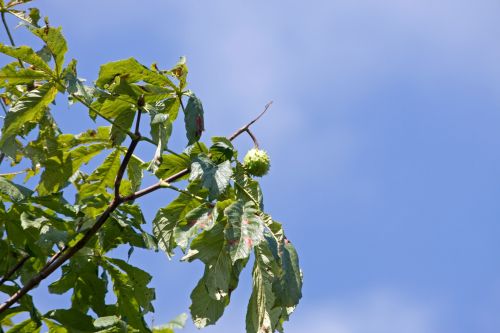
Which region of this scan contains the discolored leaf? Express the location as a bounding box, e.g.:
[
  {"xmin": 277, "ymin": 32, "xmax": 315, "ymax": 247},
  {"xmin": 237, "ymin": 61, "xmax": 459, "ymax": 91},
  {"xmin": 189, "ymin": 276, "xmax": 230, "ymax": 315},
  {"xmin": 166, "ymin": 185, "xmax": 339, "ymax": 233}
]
[
  {"xmin": 174, "ymin": 204, "xmax": 216, "ymax": 251},
  {"xmin": 184, "ymin": 95, "xmax": 204, "ymax": 145},
  {"xmin": 224, "ymin": 200, "xmax": 264, "ymax": 263}
]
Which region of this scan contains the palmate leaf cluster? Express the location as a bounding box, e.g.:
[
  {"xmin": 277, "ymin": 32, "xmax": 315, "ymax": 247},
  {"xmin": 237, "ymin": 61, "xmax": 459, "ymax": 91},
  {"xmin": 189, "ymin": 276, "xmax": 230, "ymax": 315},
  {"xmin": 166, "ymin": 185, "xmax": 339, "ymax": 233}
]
[{"xmin": 0, "ymin": 1, "xmax": 302, "ymax": 332}]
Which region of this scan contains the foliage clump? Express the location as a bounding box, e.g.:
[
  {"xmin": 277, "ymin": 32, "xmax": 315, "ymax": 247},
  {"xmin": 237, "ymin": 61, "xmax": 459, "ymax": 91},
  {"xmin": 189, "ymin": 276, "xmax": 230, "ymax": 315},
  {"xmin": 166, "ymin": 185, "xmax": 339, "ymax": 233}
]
[{"xmin": 0, "ymin": 1, "xmax": 302, "ymax": 332}]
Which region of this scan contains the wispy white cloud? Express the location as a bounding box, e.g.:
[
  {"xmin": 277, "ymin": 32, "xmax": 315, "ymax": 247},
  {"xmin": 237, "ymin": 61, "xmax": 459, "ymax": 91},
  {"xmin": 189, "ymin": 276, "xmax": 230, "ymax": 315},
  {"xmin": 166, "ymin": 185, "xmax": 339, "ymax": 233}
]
[{"xmin": 285, "ymin": 289, "xmax": 441, "ymax": 333}]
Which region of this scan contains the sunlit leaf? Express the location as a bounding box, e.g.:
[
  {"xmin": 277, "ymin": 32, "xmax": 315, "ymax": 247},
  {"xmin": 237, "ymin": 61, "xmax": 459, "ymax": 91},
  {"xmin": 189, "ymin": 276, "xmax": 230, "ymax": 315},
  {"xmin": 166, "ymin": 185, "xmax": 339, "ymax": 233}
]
[
  {"xmin": 31, "ymin": 26, "xmax": 67, "ymax": 74},
  {"xmin": 96, "ymin": 58, "xmax": 175, "ymax": 89},
  {"xmin": 0, "ymin": 82, "xmax": 58, "ymax": 147},
  {"xmin": 0, "ymin": 44, "xmax": 53, "ymax": 75}
]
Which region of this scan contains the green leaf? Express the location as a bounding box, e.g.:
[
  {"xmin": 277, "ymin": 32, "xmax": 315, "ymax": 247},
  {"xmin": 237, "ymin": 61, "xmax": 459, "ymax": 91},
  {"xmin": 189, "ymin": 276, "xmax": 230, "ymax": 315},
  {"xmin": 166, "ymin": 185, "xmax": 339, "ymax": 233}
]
[
  {"xmin": 224, "ymin": 200, "xmax": 264, "ymax": 263},
  {"xmin": 78, "ymin": 149, "xmax": 122, "ymax": 199},
  {"xmin": 276, "ymin": 241, "xmax": 303, "ymax": 307},
  {"xmin": 245, "ymin": 242, "xmax": 281, "ymax": 333},
  {"xmin": 48, "ymin": 258, "xmax": 107, "ymax": 316},
  {"xmin": 6, "ymin": 0, "xmax": 34, "ymax": 9},
  {"xmin": 154, "ymin": 153, "xmax": 190, "ymax": 180},
  {"xmin": 127, "ymin": 154, "xmax": 144, "ymax": 192},
  {"xmin": 0, "ymin": 44, "xmax": 53, "ymax": 76},
  {"xmin": 0, "ymin": 62, "xmax": 48, "ymax": 87},
  {"xmin": 110, "ymin": 108, "xmax": 135, "ymax": 146},
  {"xmin": 44, "ymin": 319, "xmax": 69, "ymax": 333},
  {"xmin": 182, "ymin": 222, "xmax": 231, "ymax": 300},
  {"xmin": 44, "ymin": 309, "xmax": 95, "ymax": 332},
  {"xmin": 145, "ymin": 98, "xmax": 180, "ymax": 167},
  {"xmin": 0, "ymin": 176, "xmax": 33, "ymax": 202},
  {"xmin": 5, "ymin": 318, "xmax": 41, "ymax": 333},
  {"xmin": 233, "ymin": 163, "xmax": 264, "ymax": 209},
  {"xmin": 91, "ymin": 95, "xmax": 136, "ymax": 120},
  {"xmin": 0, "ymin": 82, "xmax": 58, "ymax": 147},
  {"xmin": 37, "ymin": 143, "xmax": 107, "ymax": 195},
  {"xmin": 184, "ymin": 95, "xmax": 204, "ymax": 145},
  {"xmin": 153, "ymin": 190, "xmax": 202, "ymax": 258},
  {"xmin": 93, "ymin": 316, "xmax": 121, "ymax": 329},
  {"xmin": 64, "ymin": 59, "xmax": 94, "ymax": 105},
  {"xmin": 106, "ymin": 258, "xmax": 155, "ymax": 314},
  {"xmin": 189, "ymin": 278, "xmax": 226, "ymax": 328},
  {"xmin": 245, "ymin": 233, "xmax": 303, "ymax": 333},
  {"xmin": 96, "ymin": 58, "xmax": 175, "ymax": 89},
  {"xmin": 209, "ymin": 136, "xmax": 235, "ymax": 163},
  {"xmin": 31, "ymin": 26, "xmax": 68, "ymax": 74},
  {"xmin": 187, "ymin": 222, "xmax": 248, "ymax": 328},
  {"xmin": 29, "ymin": 192, "xmax": 77, "ymax": 218},
  {"xmin": 189, "ymin": 156, "xmax": 232, "ymax": 201},
  {"xmin": 102, "ymin": 259, "xmax": 153, "ymax": 331}
]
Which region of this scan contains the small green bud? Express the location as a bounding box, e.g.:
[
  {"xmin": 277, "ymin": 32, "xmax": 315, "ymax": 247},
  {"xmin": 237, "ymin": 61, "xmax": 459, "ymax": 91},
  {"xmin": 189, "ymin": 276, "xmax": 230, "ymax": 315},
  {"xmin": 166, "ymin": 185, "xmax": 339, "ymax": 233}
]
[{"xmin": 243, "ymin": 148, "xmax": 271, "ymax": 177}]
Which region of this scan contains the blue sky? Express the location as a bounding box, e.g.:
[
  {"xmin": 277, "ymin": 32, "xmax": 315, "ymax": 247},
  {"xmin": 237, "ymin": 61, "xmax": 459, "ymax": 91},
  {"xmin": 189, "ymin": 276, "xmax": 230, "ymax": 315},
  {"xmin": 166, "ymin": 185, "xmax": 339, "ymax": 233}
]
[{"xmin": 2, "ymin": 0, "xmax": 500, "ymax": 332}]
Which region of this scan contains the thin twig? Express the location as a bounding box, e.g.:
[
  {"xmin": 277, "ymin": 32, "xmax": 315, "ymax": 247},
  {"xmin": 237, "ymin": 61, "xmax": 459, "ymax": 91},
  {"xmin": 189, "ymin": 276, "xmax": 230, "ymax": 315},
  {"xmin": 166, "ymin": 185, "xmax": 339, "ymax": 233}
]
[
  {"xmin": 1, "ymin": 11, "xmax": 15, "ymax": 47},
  {"xmin": 0, "ymin": 255, "xmax": 29, "ymax": 287},
  {"xmin": 1, "ymin": 11, "xmax": 24, "ymax": 68},
  {"xmin": 0, "ymin": 99, "xmax": 7, "ymax": 115},
  {"xmin": 228, "ymin": 101, "xmax": 272, "ymax": 141},
  {"xmin": 178, "ymin": 93, "xmax": 186, "ymax": 113},
  {"xmin": 245, "ymin": 129, "xmax": 259, "ymax": 148}
]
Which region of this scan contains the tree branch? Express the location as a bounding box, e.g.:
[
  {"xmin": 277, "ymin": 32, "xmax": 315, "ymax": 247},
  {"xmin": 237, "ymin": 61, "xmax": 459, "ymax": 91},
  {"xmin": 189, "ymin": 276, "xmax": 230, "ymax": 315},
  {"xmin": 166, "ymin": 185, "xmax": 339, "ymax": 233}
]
[
  {"xmin": 228, "ymin": 101, "xmax": 272, "ymax": 141},
  {"xmin": 0, "ymin": 11, "xmax": 15, "ymax": 47},
  {"xmin": 114, "ymin": 108, "xmax": 142, "ymax": 198},
  {"xmin": 1, "ymin": 10, "xmax": 24, "ymax": 68},
  {"xmin": 0, "ymin": 102, "xmax": 272, "ymax": 314},
  {"xmin": 245, "ymin": 128, "xmax": 259, "ymax": 148},
  {"xmin": 0, "ymin": 255, "xmax": 29, "ymax": 287}
]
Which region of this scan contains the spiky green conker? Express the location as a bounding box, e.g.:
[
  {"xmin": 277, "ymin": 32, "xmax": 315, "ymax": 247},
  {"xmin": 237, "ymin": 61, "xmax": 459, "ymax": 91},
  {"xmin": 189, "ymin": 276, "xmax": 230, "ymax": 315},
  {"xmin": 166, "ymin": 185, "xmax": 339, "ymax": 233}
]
[{"xmin": 243, "ymin": 148, "xmax": 271, "ymax": 177}]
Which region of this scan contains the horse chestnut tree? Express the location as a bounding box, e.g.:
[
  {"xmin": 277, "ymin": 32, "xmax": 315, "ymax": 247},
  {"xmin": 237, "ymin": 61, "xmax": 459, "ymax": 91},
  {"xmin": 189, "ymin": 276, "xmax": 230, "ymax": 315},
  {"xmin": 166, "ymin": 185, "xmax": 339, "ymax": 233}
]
[{"xmin": 0, "ymin": 1, "xmax": 302, "ymax": 332}]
